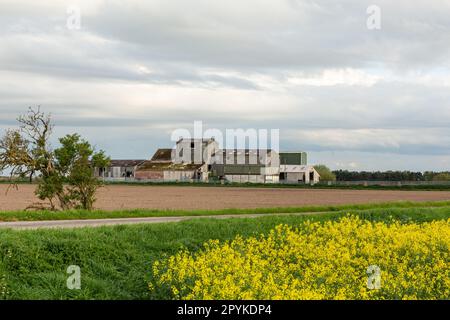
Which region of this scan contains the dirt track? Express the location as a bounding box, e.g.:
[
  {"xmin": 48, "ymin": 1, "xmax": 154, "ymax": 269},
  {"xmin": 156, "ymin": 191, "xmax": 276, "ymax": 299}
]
[
  {"xmin": 0, "ymin": 184, "xmax": 449, "ymax": 211},
  {"xmin": 0, "ymin": 212, "xmax": 321, "ymax": 230}
]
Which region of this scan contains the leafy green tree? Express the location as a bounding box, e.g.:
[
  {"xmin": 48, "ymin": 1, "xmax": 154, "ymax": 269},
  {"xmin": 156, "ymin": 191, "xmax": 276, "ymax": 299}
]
[
  {"xmin": 55, "ymin": 134, "xmax": 110, "ymax": 210},
  {"xmin": 0, "ymin": 107, "xmax": 110, "ymax": 210},
  {"xmin": 432, "ymin": 173, "xmax": 450, "ymax": 181},
  {"xmin": 314, "ymin": 164, "xmax": 336, "ymax": 181}
]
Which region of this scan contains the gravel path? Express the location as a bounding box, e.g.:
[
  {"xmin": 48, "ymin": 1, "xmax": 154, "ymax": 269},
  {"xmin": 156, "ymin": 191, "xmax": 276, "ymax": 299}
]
[{"xmin": 0, "ymin": 212, "xmax": 316, "ymax": 230}]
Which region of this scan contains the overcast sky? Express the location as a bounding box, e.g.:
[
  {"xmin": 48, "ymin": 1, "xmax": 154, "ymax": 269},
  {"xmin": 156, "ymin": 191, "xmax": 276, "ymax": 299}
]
[{"xmin": 0, "ymin": 0, "xmax": 449, "ymax": 171}]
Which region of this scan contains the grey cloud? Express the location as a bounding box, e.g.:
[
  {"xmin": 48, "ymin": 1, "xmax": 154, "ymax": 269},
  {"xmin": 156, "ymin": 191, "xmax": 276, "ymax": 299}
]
[
  {"xmin": 83, "ymin": 0, "xmax": 450, "ymax": 70},
  {"xmin": 0, "ymin": 0, "xmax": 449, "ymax": 170}
]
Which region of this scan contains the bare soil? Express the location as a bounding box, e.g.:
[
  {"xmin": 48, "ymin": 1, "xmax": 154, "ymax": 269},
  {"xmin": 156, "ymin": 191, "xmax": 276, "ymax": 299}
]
[{"xmin": 0, "ymin": 184, "xmax": 449, "ymax": 211}]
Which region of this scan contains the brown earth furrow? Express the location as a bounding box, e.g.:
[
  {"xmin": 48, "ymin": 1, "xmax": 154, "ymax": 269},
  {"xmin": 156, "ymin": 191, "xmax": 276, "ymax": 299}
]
[{"xmin": 0, "ymin": 184, "xmax": 448, "ymax": 211}]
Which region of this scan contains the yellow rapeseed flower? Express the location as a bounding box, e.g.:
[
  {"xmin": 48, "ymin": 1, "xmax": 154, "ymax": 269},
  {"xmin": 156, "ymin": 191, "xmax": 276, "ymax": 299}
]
[{"xmin": 151, "ymin": 216, "xmax": 450, "ymax": 300}]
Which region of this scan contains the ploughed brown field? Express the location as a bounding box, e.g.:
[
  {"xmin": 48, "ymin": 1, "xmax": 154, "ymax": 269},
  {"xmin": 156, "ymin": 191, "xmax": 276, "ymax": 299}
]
[{"xmin": 0, "ymin": 184, "xmax": 449, "ymax": 211}]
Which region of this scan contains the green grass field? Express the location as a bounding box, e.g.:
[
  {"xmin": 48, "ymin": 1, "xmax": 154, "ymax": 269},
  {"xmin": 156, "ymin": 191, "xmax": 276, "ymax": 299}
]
[
  {"xmin": 1, "ymin": 200, "xmax": 449, "ymax": 222},
  {"xmin": 0, "ymin": 205, "xmax": 449, "ymax": 300}
]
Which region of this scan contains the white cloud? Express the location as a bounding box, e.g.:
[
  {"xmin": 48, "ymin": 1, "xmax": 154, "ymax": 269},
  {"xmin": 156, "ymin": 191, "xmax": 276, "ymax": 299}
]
[{"xmin": 286, "ymin": 69, "xmax": 381, "ymax": 87}]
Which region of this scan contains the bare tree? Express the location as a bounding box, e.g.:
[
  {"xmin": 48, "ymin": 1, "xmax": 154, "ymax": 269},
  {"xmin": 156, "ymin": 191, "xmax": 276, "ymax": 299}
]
[{"xmin": 0, "ymin": 107, "xmax": 110, "ymax": 211}]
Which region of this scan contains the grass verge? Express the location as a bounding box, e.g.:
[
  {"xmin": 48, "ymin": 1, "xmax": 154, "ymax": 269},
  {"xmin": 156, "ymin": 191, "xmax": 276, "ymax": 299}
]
[
  {"xmin": 0, "ymin": 200, "xmax": 449, "ymax": 222},
  {"xmin": 79, "ymin": 181, "xmax": 450, "ymax": 191},
  {"xmin": 0, "ymin": 205, "xmax": 449, "ymax": 299},
  {"xmin": 2, "ymin": 179, "xmax": 450, "ymax": 190}
]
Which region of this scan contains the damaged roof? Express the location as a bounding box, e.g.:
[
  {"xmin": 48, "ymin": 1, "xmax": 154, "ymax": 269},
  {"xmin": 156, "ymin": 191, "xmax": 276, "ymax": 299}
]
[
  {"xmin": 213, "ymin": 149, "xmax": 273, "ymax": 156},
  {"xmin": 150, "ymin": 148, "xmax": 174, "ymax": 162},
  {"xmin": 137, "ymin": 161, "xmax": 203, "ymax": 171},
  {"xmin": 109, "ymin": 160, "xmax": 146, "ymax": 167}
]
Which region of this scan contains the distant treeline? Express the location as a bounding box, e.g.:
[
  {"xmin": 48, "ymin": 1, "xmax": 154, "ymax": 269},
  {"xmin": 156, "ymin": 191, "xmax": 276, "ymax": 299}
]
[{"xmin": 333, "ymin": 170, "xmax": 450, "ymax": 182}]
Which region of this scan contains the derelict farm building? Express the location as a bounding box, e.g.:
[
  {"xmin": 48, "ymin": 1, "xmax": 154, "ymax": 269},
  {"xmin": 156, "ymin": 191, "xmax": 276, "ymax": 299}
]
[
  {"xmin": 210, "ymin": 149, "xmax": 280, "ymax": 183},
  {"xmin": 279, "ymin": 152, "xmax": 320, "ymax": 184},
  {"xmin": 134, "ymin": 144, "xmax": 209, "ymax": 181},
  {"xmin": 95, "ymin": 159, "xmax": 145, "ymax": 179},
  {"xmin": 96, "ymin": 138, "xmax": 320, "ymax": 184}
]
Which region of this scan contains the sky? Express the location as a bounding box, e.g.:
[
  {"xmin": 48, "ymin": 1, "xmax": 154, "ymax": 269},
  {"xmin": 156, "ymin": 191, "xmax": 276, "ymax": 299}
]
[{"xmin": 0, "ymin": 0, "xmax": 449, "ymax": 171}]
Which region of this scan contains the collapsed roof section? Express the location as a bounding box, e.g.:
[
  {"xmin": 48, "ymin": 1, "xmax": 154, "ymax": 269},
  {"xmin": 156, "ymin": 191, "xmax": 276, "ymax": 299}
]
[
  {"xmin": 150, "ymin": 149, "xmax": 174, "ymax": 162},
  {"xmin": 137, "ymin": 161, "xmax": 203, "ymax": 171}
]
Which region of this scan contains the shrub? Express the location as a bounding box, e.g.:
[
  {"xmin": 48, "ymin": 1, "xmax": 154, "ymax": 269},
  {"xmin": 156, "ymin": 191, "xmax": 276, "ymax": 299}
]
[
  {"xmin": 433, "ymin": 173, "xmax": 450, "ymax": 182},
  {"xmin": 314, "ymin": 165, "xmax": 336, "ymax": 181}
]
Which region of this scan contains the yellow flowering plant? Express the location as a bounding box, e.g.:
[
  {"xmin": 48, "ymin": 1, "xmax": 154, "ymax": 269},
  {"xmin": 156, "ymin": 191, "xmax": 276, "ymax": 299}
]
[{"xmin": 150, "ymin": 216, "xmax": 449, "ymax": 300}]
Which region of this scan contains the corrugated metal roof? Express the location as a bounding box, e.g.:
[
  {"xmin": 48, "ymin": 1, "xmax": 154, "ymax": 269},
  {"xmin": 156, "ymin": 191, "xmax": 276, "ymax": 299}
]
[
  {"xmin": 213, "ymin": 149, "xmax": 273, "ymax": 156},
  {"xmin": 211, "ymin": 164, "xmax": 264, "ymax": 175},
  {"xmin": 212, "ymin": 149, "xmax": 273, "ymax": 165},
  {"xmin": 109, "ymin": 160, "xmax": 146, "ymax": 167}
]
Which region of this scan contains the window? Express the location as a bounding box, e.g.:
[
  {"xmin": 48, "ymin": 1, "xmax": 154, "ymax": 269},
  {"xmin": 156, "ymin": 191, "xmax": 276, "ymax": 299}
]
[{"xmin": 191, "ymin": 142, "xmax": 195, "ymax": 148}]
